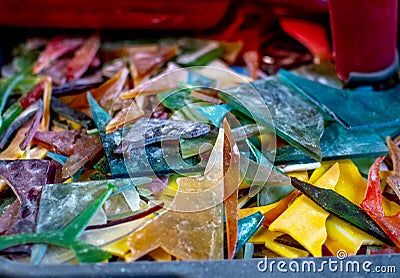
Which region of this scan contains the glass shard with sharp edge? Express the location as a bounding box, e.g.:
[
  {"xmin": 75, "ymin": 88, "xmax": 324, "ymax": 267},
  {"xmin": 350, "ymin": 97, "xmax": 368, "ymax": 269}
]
[
  {"xmin": 274, "ymin": 123, "xmax": 398, "ymax": 164},
  {"xmin": 279, "ymin": 69, "xmax": 400, "ymax": 129},
  {"xmin": 127, "ymin": 128, "xmax": 231, "ymax": 260},
  {"xmin": 219, "ymin": 76, "xmax": 324, "ymax": 161}
]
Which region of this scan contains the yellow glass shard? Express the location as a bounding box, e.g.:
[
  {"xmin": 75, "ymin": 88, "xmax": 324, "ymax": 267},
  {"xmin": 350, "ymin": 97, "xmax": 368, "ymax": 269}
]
[{"xmin": 325, "ymin": 215, "xmax": 382, "ymax": 256}]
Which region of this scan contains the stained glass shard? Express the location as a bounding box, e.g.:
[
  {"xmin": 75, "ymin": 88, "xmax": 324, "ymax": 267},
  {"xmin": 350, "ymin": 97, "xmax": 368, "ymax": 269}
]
[
  {"xmin": 219, "ymin": 77, "xmax": 324, "ymax": 161},
  {"xmin": 279, "ymin": 69, "xmax": 400, "ymax": 129}
]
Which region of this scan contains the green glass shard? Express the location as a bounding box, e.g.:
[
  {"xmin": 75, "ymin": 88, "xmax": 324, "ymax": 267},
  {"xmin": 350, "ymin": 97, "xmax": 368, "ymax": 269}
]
[
  {"xmin": 279, "ymin": 69, "xmax": 400, "ymax": 130},
  {"xmin": 0, "ymin": 184, "xmax": 116, "ymax": 263},
  {"xmin": 219, "ymin": 77, "xmax": 324, "ymax": 161},
  {"xmin": 274, "ymin": 123, "xmax": 399, "ymax": 164}
]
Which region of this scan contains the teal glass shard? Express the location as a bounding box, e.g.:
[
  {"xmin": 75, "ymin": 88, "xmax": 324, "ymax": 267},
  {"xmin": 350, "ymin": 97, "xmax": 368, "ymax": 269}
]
[
  {"xmin": 157, "ymin": 89, "xmax": 198, "ymax": 111},
  {"xmin": 88, "ymin": 93, "xmax": 127, "ymax": 178},
  {"xmin": 196, "ymin": 104, "xmax": 232, "ymax": 127},
  {"xmin": 279, "ymin": 69, "xmax": 400, "ymax": 130},
  {"xmin": 274, "ymin": 123, "xmax": 400, "ymax": 164},
  {"xmin": 219, "ymin": 77, "xmax": 324, "ymax": 161},
  {"xmin": 234, "ymin": 212, "xmax": 264, "ymax": 256}
]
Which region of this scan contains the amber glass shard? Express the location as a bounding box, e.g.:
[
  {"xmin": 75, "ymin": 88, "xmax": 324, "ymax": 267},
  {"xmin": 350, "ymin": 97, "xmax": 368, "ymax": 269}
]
[
  {"xmin": 62, "ymin": 134, "xmax": 103, "ymax": 178},
  {"xmin": 223, "ymin": 119, "xmax": 239, "ymax": 259},
  {"xmin": 105, "ymin": 99, "xmax": 144, "ymax": 134},
  {"xmin": 127, "ymin": 128, "xmax": 228, "ymax": 261}
]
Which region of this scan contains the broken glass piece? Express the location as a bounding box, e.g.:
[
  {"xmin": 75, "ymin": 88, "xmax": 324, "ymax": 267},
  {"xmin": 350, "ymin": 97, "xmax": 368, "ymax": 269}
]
[
  {"xmin": 0, "ymin": 160, "xmax": 52, "ymax": 238},
  {"xmin": 36, "ymin": 181, "xmax": 110, "ymax": 233},
  {"xmin": 32, "ymin": 36, "xmax": 83, "ymax": 73},
  {"xmin": 62, "ymin": 133, "xmax": 103, "ymax": 178},
  {"xmin": 279, "ymin": 69, "xmax": 400, "ymax": 129},
  {"xmin": 40, "ymin": 216, "xmax": 151, "ymax": 265},
  {"xmin": 39, "ymin": 77, "xmax": 52, "ymax": 131},
  {"xmin": 127, "ymin": 128, "xmax": 228, "ymax": 261},
  {"xmin": 52, "ymin": 70, "xmax": 104, "ymax": 95},
  {"xmin": 46, "ymin": 152, "xmax": 83, "ymax": 182},
  {"xmin": 386, "ymin": 137, "xmax": 400, "ymax": 199},
  {"xmin": 105, "ymin": 99, "xmax": 144, "ymax": 134},
  {"xmin": 66, "ymin": 34, "xmax": 100, "ymax": 81},
  {"xmin": 223, "ymin": 119, "xmax": 240, "ymax": 259},
  {"xmin": 0, "ymin": 184, "xmax": 115, "ymax": 263},
  {"xmin": 258, "ymin": 185, "xmax": 295, "ymax": 206},
  {"xmin": 290, "ymin": 62, "xmax": 343, "ymax": 89},
  {"xmin": 245, "ymin": 140, "xmax": 291, "ymax": 198},
  {"xmin": 190, "ymin": 89, "xmax": 224, "ymax": 105},
  {"xmin": 219, "ymin": 76, "xmax": 324, "ymax": 161},
  {"xmin": 274, "ymin": 123, "xmax": 398, "ymax": 164},
  {"xmin": 197, "ymin": 104, "xmax": 232, "ymax": 127},
  {"xmin": 19, "ymin": 99, "xmax": 43, "ymax": 150},
  {"xmin": 180, "ymin": 124, "xmax": 267, "ymax": 159},
  {"xmin": 121, "ymin": 118, "xmax": 210, "ymax": 150},
  {"xmin": 88, "ymin": 93, "xmax": 127, "ymax": 178},
  {"xmin": 123, "ymin": 141, "xmax": 205, "ymax": 177},
  {"xmin": 50, "ymin": 97, "xmax": 95, "ymax": 130},
  {"xmin": 176, "ymin": 40, "xmax": 223, "ymax": 66},
  {"xmin": 129, "ymin": 46, "xmax": 178, "ymax": 85},
  {"xmin": 0, "ymin": 100, "xmax": 40, "ymax": 149},
  {"xmin": 0, "ymin": 120, "xmax": 33, "ymax": 159},
  {"xmin": 69, "ymin": 67, "xmax": 128, "ymax": 113},
  {"xmin": 32, "ymin": 130, "xmax": 95, "ymax": 156},
  {"xmin": 235, "ymin": 212, "xmax": 264, "ymax": 256}
]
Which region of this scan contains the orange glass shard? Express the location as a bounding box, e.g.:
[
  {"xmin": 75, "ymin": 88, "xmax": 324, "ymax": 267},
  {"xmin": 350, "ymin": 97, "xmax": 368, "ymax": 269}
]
[
  {"xmin": 105, "ymin": 99, "xmax": 144, "ymax": 134},
  {"xmin": 69, "ymin": 68, "xmax": 129, "ymax": 113},
  {"xmin": 62, "ymin": 134, "xmax": 103, "ymax": 179},
  {"xmin": 39, "ymin": 77, "xmax": 52, "ymax": 131},
  {"xmin": 223, "ymin": 119, "xmax": 239, "ymax": 259}
]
